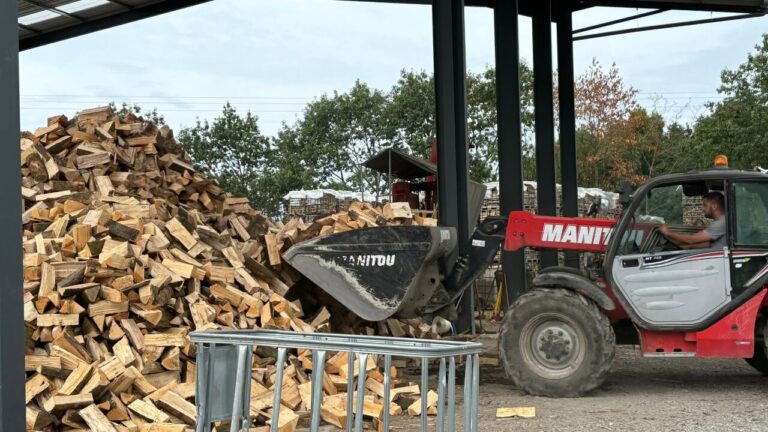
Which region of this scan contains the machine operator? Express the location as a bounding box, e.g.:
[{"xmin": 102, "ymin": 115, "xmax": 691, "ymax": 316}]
[{"xmin": 659, "ymin": 191, "xmax": 726, "ymax": 250}]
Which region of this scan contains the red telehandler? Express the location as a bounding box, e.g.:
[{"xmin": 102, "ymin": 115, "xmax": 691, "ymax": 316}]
[{"xmin": 284, "ymin": 160, "xmax": 768, "ymax": 396}]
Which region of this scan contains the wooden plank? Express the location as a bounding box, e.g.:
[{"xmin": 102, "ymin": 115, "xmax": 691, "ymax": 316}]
[{"xmin": 496, "ymin": 407, "xmax": 536, "ymax": 419}]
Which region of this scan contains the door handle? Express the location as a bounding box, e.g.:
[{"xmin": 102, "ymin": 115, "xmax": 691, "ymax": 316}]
[{"xmin": 622, "ymin": 259, "xmax": 639, "ymax": 268}]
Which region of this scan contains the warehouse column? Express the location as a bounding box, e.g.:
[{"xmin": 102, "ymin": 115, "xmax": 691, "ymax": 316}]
[
  {"xmin": 494, "ymin": 0, "xmax": 527, "ymax": 304},
  {"xmin": 532, "ymin": 0, "xmax": 558, "ymax": 268},
  {"xmin": 557, "ymin": 8, "xmax": 580, "ymax": 268},
  {"xmin": 433, "ymin": 0, "xmax": 472, "ymax": 333},
  {"xmin": 0, "ymin": 5, "xmax": 25, "ymax": 432}
]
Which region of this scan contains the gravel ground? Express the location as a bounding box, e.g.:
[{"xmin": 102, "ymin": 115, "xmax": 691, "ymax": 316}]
[{"xmin": 471, "ymin": 336, "xmax": 768, "ymax": 432}]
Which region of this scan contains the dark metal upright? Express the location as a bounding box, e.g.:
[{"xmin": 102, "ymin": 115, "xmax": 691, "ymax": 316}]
[
  {"xmin": 532, "ymin": 0, "xmax": 558, "ymax": 268},
  {"xmin": 557, "ymin": 7, "xmax": 579, "ymax": 268},
  {"xmin": 433, "ymin": 0, "xmax": 472, "ymax": 332},
  {"xmin": 0, "ymin": 3, "xmax": 24, "ymax": 431},
  {"xmin": 494, "ymin": 0, "xmax": 527, "ymax": 304}
]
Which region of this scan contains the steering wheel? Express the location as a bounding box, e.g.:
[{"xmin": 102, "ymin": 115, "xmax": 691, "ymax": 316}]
[{"xmin": 653, "ymin": 228, "xmax": 679, "ymax": 252}]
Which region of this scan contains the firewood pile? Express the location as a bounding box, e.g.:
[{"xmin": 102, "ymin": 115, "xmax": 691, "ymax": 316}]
[{"xmin": 22, "ymin": 107, "xmax": 441, "ymax": 432}]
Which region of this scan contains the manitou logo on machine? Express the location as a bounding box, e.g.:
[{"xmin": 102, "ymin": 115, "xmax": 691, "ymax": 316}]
[
  {"xmin": 541, "ymin": 223, "xmax": 614, "ymax": 245},
  {"xmin": 339, "ymin": 254, "xmax": 396, "ymax": 267}
]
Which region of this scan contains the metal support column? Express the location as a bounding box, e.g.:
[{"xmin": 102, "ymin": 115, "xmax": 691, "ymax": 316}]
[
  {"xmin": 557, "ymin": 8, "xmax": 579, "ymax": 268},
  {"xmin": 433, "ymin": 0, "xmax": 472, "ymax": 333},
  {"xmin": 532, "ymin": 0, "xmax": 558, "ymax": 268},
  {"xmin": 0, "ymin": 4, "xmax": 24, "ymax": 432},
  {"xmin": 494, "ymin": 0, "xmax": 527, "ymax": 304}
]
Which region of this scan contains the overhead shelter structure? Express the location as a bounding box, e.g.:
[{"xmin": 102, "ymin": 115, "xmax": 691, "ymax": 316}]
[{"xmin": 4, "ymin": 1, "xmax": 768, "ymax": 429}]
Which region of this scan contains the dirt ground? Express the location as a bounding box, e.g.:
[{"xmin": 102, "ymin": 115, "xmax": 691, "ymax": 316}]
[{"xmin": 462, "ymin": 335, "xmax": 768, "ymax": 432}]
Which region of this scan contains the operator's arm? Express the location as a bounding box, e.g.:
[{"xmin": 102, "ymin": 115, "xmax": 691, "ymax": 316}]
[{"xmin": 659, "ymin": 225, "xmax": 713, "ymax": 248}]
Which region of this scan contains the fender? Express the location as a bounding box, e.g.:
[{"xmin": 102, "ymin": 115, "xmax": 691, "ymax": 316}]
[{"xmin": 532, "ymin": 267, "xmax": 616, "ymax": 311}]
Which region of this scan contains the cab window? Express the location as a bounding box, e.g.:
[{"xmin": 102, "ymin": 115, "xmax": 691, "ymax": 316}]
[
  {"xmin": 617, "ymin": 181, "xmax": 724, "ymax": 255},
  {"xmin": 732, "ymin": 182, "xmax": 768, "ymax": 248}
]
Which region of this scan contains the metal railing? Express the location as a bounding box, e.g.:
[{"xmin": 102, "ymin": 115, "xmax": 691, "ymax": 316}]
[{"xmin": 190, "ymin": 329, "xmax": 483, "ymax": 432}]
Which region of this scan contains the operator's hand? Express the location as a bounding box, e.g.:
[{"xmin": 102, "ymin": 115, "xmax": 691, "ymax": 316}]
[{"xmin": 659, "ymin": 224, "xmax": 670, "ymax": 236}]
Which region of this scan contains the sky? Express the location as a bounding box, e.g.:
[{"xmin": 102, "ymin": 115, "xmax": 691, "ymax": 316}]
[{"xmin": 18, "ymin": 0, "xmax": 768, "ymax": 136}]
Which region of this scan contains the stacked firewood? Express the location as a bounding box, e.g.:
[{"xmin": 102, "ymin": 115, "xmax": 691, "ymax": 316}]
[{"xmin": 22, "ymin": 107, "xmax": 440, "ymax": 431}]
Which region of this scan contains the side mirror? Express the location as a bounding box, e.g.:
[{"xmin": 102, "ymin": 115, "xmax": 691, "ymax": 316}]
[{"xmin": 618, "ymin": 182, "xmax": 633, "ymax": 208}]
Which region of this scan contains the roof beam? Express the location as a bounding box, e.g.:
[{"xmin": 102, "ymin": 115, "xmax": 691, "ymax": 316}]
[
  {"xmin": 105, "ymin": 0, "xmax": 133, "ymax": 10},
  {"xmin": 579, "ymin": 0, "xmax": 767, "ymax": 13},
  {"xmin": 574, "ymin": 12, "xmax": 765, "ymax": 41},
  {"xmin": 20, "ymin": 0, "xmax": 214, "ymax": 51},
  {"xmin": 17, "ymin": 23, "xmax": 41, "ymax": 34},
  {"xmin": 21, "ymin": 0, "xmax": 86, "ymax": 22},
  {"xmin": 573, "ymin": 8, "xmax": 667, "ymax": 34}
]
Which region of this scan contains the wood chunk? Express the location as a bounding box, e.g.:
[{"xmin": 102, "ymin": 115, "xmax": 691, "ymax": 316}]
[
  {"xmin": 99, "ymin": 356, "xmax": 127, "ymax": 380},
  {"xmin": 165, "ymin": 218, "xmax": 198, "ymax": 250},
  {"xmin": 37, "ymin": 313, "xmax": 79, "ymax": 327},
  {"xmin": 144, "ymin": 332, "xmax": 187, "ymax": 348},
  {"xmin": 79, "ymin": 404, "xmax": 118, "ymax": 432},
  {"xmin": 128, "ymin": 399, "xmax": 171, "ymax": 423},
  {"xmin": 77, "ymin": 152, "xmax": 112, "ymax": 169},
  {"xmin": 265, "ymin": 233, "xmax": 281, "ymax": 266},
  {"xmin": 58, "ymin": 363, "xmax": 94, "ymax": 395},
  {"xmin": 43, "ymin": 393, "xmax": 94, "ymax": 412},
  {"xmin": 25, "ymin": 374, "xmax": 49, "ymax": 404},
  {"xmin": 156, "ymin": 391, "xmax": 196, "ymax": 425},
  {"xmin": 407, "ymin": 390, "xmax": 439, "ymax": 416},
  {"xmin": 88, "ymin": 300, "xmax": 129, "ymax": 316},
  {"xmin": 25, "ymin": 355, "xmax": 62, "ymax": 372},
  {"xmin": 106, "ymin": 220, "xmax": 140, "ymax": 241},
  {"xmin": 267, "ymin": 404, "xmax": 299, "ymax": 432}
]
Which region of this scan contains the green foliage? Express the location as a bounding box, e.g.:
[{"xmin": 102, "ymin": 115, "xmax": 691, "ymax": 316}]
[
  {"xmin": 689, "ymin": 34, "xmax": 768, "ymax": 170},
  {"xmin": 176, "ymin": 103, "xmax": 283, "ymax": 214}
]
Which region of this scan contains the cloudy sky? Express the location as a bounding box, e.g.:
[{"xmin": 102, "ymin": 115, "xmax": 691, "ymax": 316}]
[{"xmin": 18, "ymin": 0, "xmax": 768, "ymax": 136}]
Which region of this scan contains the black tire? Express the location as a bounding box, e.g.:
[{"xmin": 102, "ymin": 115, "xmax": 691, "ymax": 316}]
[
  {"xmin": 499, "ymin": 288, "xmax": 615, "ymax": 397},
  {"xmin": 745, "ymin": 310, "xmax": 768, "ymax": 374}
]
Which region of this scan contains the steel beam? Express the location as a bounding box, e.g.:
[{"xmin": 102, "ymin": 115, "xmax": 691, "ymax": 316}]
[
  {"xmin": 433, "ymin": 0, "xmax": 472, "ymax": 333},
  {"xmin": 532, "ymin": 0, "xmax": 558, "ymax": 268},
  {"xmin": 557, "ymin": 9, "xmax": 579, "ymax": 268},
  {"xmin": 0, "ymin": 1, "xmax": 24, "ymax": 430},
  {"xmin": 494, "ymin": 0, "xmax": 527, "ymax": 304}
]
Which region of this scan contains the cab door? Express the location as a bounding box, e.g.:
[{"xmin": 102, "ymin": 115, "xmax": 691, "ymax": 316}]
[
  {"xmin": 729, "ymin": 180, "xmax": 768, "ymax": 297},
  {"xmin": 610, "ymin": 181, "xmax": 731, "ymax": 328}
]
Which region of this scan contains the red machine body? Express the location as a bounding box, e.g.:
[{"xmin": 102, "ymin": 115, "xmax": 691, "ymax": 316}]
[
  {"xmin": 504, "ymin": 211, "xmax": 618, "ymax": 253},
  {"xmin": 499, "ymin": 210, "xmax": 768, "ymax": 359}
]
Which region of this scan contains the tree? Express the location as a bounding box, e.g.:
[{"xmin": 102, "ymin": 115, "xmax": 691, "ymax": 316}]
[
  {"xmin": 176, "ymin": 103, "xmax": 282, "ymax": 214},
  {"xmin": 572, "ymin": 60, "xmax": 640, "ymax": 189},
  {"xmin": 387, "ymin": 65, "xmax": 536, "ymax": 183},
  {"xmin": 289, "ymin": 81, "xmax": 393, "ymax": 198},
  {"xmin": 689, "ymin": 34, "xmax": 768, "ymax": 170}
]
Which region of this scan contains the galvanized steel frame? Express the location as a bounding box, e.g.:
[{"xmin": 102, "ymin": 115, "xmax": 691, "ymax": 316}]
[{"xmin": 190, "ymin": 329, "xmax": 483, "ymax": 432}]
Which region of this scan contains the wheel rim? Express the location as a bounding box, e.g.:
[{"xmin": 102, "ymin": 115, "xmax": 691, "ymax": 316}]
[{"xmin": 518, "ymin": 313, "xmax": 587, "ymax": 380}]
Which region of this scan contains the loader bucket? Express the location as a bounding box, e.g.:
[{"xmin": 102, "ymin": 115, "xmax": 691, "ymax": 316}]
[{"xmin": 282, "ymin": 225, "xmax": 457, "ymax": 321}]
